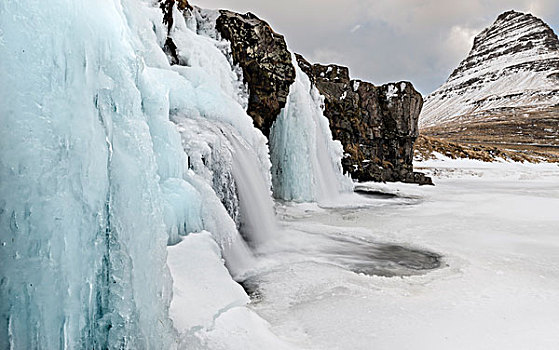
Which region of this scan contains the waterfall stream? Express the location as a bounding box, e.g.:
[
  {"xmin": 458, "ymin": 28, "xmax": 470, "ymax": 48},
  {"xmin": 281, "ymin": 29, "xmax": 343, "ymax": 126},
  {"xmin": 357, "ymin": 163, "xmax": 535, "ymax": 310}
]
[{"xmin": 229, "ymin": 134, "xmax": 278, "ymax": 248}]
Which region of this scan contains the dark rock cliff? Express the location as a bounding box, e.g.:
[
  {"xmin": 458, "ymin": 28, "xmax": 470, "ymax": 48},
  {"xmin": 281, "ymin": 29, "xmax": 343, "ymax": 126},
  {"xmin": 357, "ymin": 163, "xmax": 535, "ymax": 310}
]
[
  {"xmin": 215, "ymin": 10, "xmax": 296, "ymax": 137},
  {"xmin": 296, "ymin": 55, "xmax": 431, "ymax": 184}
]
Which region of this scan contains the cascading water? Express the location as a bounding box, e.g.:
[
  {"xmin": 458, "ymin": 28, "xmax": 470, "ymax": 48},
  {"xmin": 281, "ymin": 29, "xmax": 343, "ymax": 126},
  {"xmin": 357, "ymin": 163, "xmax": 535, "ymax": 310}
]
[
  {"xmin": 229, "ymin": 132, "xmax": 278, "ymax": 247},
  {"xmin": 168, "ymin": 7, "xmax": 278, "ymax": 253},
  {"xmin": 169, "ymin": 114, "xmax": 268, "ymax": 276},
  {"xmin": 269, "ymin": 58, "xmax": 354, "ymax": 203},
  {"xmin": 311, "ymin": 97, "xmax": 351, "ymax": 203},
  {"xmin": 169, "ymin": 114, "xmax": 277, "ymax": 259}
]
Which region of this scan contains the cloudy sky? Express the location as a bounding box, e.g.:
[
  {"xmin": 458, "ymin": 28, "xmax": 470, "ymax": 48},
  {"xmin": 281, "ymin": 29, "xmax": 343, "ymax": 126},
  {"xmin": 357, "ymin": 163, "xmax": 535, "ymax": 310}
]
[{"xmin": 193, "ymin": 0, "xmax": 559, "ymax": 95}]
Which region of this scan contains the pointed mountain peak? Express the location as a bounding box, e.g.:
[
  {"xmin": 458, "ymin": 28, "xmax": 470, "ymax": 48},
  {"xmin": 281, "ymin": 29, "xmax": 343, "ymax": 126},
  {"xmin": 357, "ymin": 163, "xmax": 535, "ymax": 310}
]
[
  {"xmin": 420, "ymin": 10, "xmax": 559, "ymax": 129},
  {"xmin": 496, "ymin": 9, "xmax": 527, "ymax": 21},
  {"xmin": 455, "ymin": 10, "xmax": 559, "ymax": 82}
]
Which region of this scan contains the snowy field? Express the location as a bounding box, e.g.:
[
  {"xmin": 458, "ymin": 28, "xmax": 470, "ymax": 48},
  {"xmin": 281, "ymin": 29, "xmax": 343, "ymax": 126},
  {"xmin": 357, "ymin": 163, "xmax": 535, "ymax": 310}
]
[{"xmin": 229, "ymin": 159, "xmax": 559, "ymax": 349}]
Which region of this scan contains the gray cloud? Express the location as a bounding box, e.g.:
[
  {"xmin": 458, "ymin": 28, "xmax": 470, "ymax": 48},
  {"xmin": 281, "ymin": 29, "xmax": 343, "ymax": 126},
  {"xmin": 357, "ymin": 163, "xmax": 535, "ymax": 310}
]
[{"xmin": 193, "ymin": 0, "xmax": 559, "ymax": 95}]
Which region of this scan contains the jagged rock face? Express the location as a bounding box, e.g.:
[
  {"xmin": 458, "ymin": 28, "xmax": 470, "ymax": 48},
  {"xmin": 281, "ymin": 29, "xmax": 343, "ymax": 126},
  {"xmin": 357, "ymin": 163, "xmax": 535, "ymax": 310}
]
[
  {"xmin": 421, "ymin": 10, "xmax": 559, "ymax": 128},
  {"xmin": 297, "ymin": 55, "xmax": 431, "ymax": 184},
  {"xmin": 198, "ymin": 8, "xmax": 428, "ymax": 184},
  {"xmin": 215, "ymin": 11, "xmax": 295, "ymax": 136}
]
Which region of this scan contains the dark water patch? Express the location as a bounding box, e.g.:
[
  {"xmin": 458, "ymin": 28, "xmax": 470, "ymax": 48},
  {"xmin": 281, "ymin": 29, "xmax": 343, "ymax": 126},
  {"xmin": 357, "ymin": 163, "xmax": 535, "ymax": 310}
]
[
  {"xmin": 354, "ymin": 189, "xmax": 398, "ymax": 199},
  {"xmin": 343, "ymin": 244, "xmax": 441, "ymax": 277},
  {"xmin": 323, "ymin": 235, "xmax": 441, "ymax": 277},
  {"xmin": 238, "ymin": 232, "xmax": 442, "ymax": 301},
  {"xmin": 352, "ymin": 187, "xmax": 423, "ymax": 206},
  {"xmin": 238, "ymin": 278, "xmax": 262, "ymax": 303}
]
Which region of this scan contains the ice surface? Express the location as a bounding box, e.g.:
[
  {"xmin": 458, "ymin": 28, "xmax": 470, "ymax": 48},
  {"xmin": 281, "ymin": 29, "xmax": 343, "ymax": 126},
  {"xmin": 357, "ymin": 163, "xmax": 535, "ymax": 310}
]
[
  {"xmin": 243, "ymin": 160, "xmax": 559, "ymax": 350},
  {"xmin": 189, "ymin": 7, "xmax": 249, "ymax": 110},
  {"xmin": 270, "ymin": 58, "xmax": 353, "ymax": 202}
]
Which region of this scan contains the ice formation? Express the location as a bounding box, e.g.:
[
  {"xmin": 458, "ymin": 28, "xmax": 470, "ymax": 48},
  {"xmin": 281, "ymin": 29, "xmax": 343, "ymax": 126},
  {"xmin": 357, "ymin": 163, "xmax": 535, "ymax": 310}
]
[
  {"xmin": 0, "ymin": 0, "xmax": 352, "ymax": 348},
  {"xmin": 270, "ymin": 60, "xmax": 353, "ymax": 202},
  {"xmin": 0, "ymin": 1, "xmax": 178, "ymax": 348}
]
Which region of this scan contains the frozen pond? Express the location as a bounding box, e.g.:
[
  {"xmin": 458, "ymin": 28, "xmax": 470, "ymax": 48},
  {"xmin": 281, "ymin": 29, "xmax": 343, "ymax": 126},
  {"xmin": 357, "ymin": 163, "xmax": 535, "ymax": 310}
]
[{"xmin": 241, "ymin": 160, "xmax": 559, "ymax": 349}]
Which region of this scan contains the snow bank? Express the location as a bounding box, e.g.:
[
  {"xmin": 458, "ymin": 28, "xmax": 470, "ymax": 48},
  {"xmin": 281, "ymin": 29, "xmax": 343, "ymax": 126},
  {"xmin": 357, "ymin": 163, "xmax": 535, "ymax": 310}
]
[
  {"xmin": 168, "ymin": 232, "xmax": 295, "ymax": 349},
  {"xmin": 168, "ymin": 232, "xmax": 249, "ymax": 332}
]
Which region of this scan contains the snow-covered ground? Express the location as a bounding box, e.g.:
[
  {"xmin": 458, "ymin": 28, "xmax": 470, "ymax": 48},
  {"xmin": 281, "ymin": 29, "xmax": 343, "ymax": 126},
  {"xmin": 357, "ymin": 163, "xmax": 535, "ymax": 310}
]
[{"xmin": 222, "ymin": 159, "xmax": 559, "ymax": 349}]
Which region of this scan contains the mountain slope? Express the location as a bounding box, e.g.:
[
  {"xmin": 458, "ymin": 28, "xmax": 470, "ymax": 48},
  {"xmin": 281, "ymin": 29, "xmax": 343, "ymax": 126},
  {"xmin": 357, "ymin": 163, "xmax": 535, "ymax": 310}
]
[{"xmin": 420, "ymin": 10, "xmax": 559, "ymax": 138}]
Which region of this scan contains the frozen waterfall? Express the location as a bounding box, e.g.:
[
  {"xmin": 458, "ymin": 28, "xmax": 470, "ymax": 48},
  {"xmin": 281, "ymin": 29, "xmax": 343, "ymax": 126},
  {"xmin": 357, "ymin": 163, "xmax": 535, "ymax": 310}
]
[
  {"xmin": 0, "ymin": 0, "xmax": 178, "ymax": 348},
  {"xmin": 1, "ymin": 0, "xmax": 354, "ymax": 348},
  {"xmin": 270, "ymin": 60, "xmax": 354, "ymax": 203}
]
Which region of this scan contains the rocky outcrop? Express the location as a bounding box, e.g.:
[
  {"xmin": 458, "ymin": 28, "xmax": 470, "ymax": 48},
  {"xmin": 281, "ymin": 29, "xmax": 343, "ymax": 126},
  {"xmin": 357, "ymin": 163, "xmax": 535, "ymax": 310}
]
[
  {"xmin": 215, "ymin": 11, "xmax": 295, "ymax": 136},
  {"xmin": 296, "ymin": 55, "xmax": 432, "ymax": 184},
  {"xmin": 168, "ymin": 6, "xmax": 429, "ymax": 184},
  {"xmin": 421, "ymin": 10, "xmax": 559, "ymax": 129}
]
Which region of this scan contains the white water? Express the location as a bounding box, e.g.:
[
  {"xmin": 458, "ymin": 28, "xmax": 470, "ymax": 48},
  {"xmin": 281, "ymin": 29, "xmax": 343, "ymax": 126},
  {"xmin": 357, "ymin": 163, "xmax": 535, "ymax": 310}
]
[
  {"xmin": 229, "ymin": 133, "xmax": 278, "ymax": 247},
  {"xmin": 312, "ymin": 102, "xmax": 350, "ymax": 203},
  {"xmin": 169, "ymin": 115, "xmax": 273, "ymax": 275}
]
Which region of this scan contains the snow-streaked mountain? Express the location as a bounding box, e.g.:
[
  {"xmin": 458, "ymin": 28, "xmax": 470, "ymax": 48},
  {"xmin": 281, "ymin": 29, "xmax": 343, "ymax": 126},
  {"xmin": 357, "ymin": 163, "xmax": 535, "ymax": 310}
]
[{"xmin": 420, "ymin": 10, "xmax": 559, "ymax": 128}]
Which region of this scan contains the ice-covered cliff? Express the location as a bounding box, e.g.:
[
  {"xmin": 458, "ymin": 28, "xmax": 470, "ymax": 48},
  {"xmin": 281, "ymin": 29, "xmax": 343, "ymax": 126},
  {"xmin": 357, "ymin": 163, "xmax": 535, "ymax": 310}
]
[
  {"xmin": 421, "ymin": 10, "xmax": 559, "ymax": 129},
  {"xmin": 0, "ymin": 0, "xmax": 346, "ymax": 348}
]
